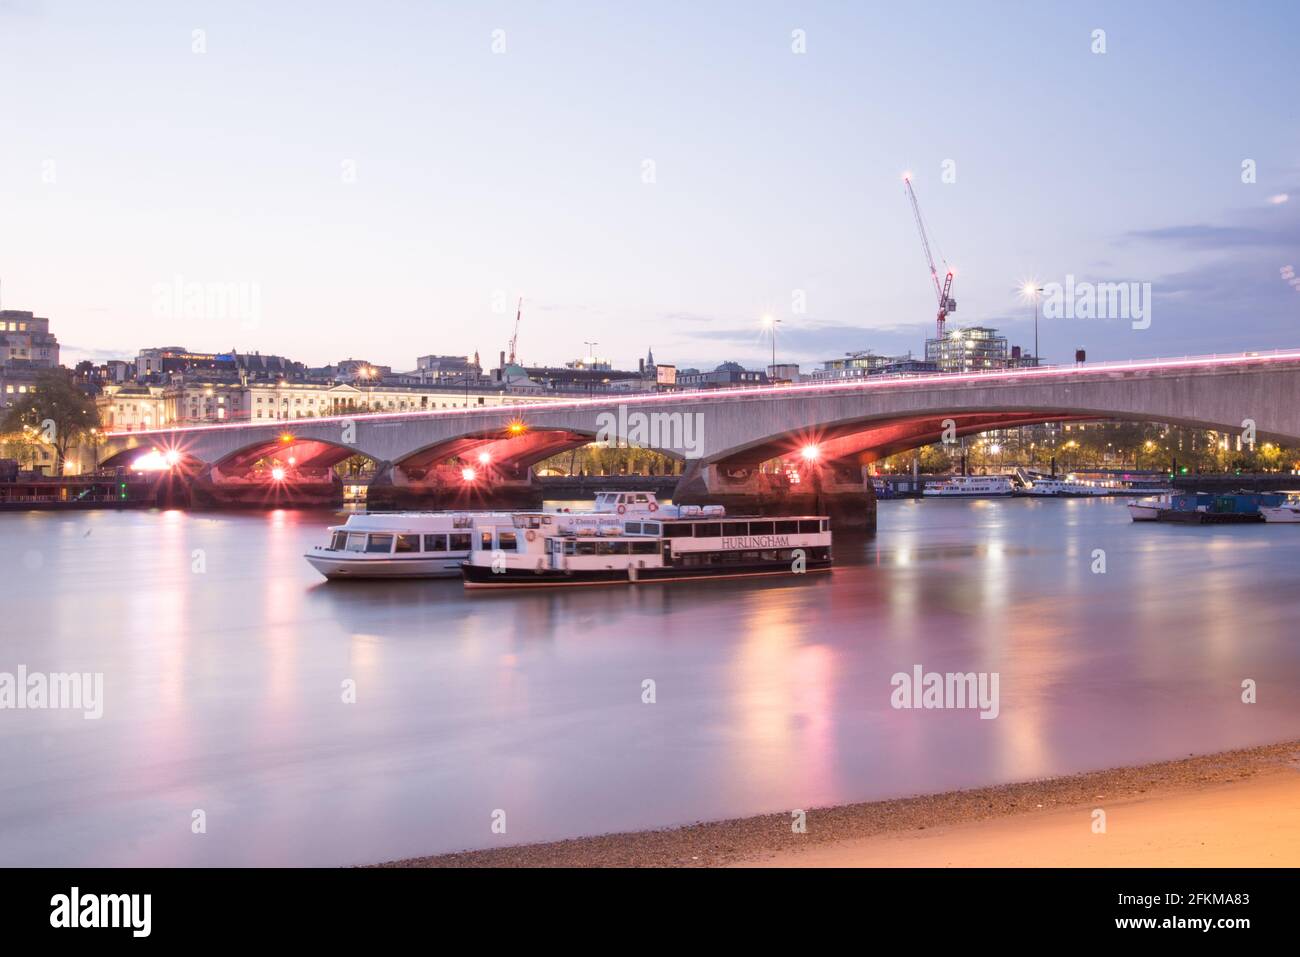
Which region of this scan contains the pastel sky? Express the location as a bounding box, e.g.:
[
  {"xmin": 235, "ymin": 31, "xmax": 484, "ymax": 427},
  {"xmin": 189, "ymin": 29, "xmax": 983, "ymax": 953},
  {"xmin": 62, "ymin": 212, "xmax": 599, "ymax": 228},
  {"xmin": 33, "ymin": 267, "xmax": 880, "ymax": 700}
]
[{"xmin": 1, "ymin": 0, "xmax": 1297, "ymax": 373}]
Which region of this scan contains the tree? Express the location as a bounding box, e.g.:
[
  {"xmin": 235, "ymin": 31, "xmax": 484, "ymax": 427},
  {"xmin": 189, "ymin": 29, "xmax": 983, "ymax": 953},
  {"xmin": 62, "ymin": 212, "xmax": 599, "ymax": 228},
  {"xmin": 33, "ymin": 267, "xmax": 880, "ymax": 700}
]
[{"xmin": 0, "ymin": 370, "xmax": 100, "ymax": 475}]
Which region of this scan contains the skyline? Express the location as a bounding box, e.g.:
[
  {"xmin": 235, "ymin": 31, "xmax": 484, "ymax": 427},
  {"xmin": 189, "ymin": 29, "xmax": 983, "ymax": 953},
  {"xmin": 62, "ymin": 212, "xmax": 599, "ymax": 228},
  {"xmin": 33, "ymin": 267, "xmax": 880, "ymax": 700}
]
[{"xmin": 2, "ymin": 0, "xmax": 1298, "ymax": 372}]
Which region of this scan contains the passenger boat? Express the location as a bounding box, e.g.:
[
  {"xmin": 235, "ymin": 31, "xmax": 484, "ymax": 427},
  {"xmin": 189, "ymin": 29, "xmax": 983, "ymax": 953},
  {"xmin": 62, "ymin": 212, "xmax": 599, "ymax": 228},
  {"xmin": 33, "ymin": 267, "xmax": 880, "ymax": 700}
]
[
  {"xmin": 923, "ymin": 475, "xmax": 1015, "ymax": 497},
  {"xmin": 303, "ymin": 490, "xmax": 672, "ymax": 580},
  {"xmin": 1260, "ymin": 492, "xmax": 1300, "ymax": 523},
  {"xmin": 1022, "ymin": 477, "xmax": 1111, "ymax": 497},
  {"xmin": 461, "ymin": 506, "xmax": 832, "ymax": 588},
  {"xmin": 304, "ymin": 511, "xmax": 511, "ymax": 579}
]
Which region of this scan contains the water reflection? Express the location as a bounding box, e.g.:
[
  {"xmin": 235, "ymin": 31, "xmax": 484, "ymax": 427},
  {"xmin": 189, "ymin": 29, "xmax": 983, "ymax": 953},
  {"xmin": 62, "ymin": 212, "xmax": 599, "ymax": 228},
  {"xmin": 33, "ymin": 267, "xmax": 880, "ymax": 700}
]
[{"xmin": 2, "ymin": 497, "xmax": 1299, "ymax": 865}]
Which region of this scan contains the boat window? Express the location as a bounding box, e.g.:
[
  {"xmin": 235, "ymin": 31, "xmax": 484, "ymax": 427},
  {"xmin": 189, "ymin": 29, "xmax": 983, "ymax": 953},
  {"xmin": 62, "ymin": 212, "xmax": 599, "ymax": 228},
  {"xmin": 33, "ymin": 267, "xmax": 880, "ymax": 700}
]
[
  {"xmin": 395, "ymin": 534, "xmax": 420, "ymax": 553},
  {"xmin": 694, "ymin": 522, "xmax": 721, "ymax": 538},
  {"xmin": 625, "ymin": 521, "xmax": 642, "ymax": 534},
  {"xmin": 563, "ymin": 541, "xmax": 577, "ymax": 555},
  {"xmin": 576, "ymin": 541, "xmax": 597, "ymax": 555},
  {"xmin": 722, "ymin": 522, "xmax": 748, "ymax": 536},
  {"xmin": 642, "ymin": 522, "xmax": 659, "ymax": 535},
  {"xmin": 662, "ymin": 523, "xmax": 692, "ymax": 538},
  {"xmin": 596, "ymin": 541, "xmax": 629, "ymax": 555},
  {"xmin": 631, "ymin": 541, "xmax": 658, "ymax": 555},
  {"xmin": 748, "ymin": 521, "xmax": 774, "ymax": 535},
  {"xmin": 345, "ymin": 532, "xmax": 367, "ymax": 552},
  {"xmin": 330, "ymin": 531, "xmax": 347, "ymax": 550},
  {"xmin": 449, "ymin": 534, "xmax": 471, "ymax": 552},
  {"xmin": 366, "ymin": 534, "xmax": 394, "ymax": 553},
  {"xmin": 774, "ymin": 520, "xmax": 799, "ymax": 534},
  {"xmin": 480, "ymin": 531, "xmax": 493, "ymax": 551},
  {"xmin": 798, "ymin": 520, "xmax": 820, "ymax": 534},
  {"xmin": 633, "ymin": 493, "xmax": 649, "ymax": 504},
  {"xmin": 498, "ymin": 531, "xmax": 519, "ymax": 551},
  {"xmin": 821, "ymin": 519, "xmax": 829, "ymax": 531},
  {"xmin": 424, "ymin": 533, "xmax": 448, "ymax": 552}
]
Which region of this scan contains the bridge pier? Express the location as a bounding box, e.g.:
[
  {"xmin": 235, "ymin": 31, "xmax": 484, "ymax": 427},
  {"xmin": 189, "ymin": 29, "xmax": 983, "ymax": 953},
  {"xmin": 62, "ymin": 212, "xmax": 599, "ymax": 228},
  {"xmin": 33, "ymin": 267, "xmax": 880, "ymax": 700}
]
[
  {"xmin": 188, "ymin": 464, "xmax": 343, "ymax": 508},
  {"xmin": 673, "ymin": 460, "xmax": 876, "ymax": 532},
  {"xmin": 365, "ymin": 462, "xmax": 545, "ymax": 512}
]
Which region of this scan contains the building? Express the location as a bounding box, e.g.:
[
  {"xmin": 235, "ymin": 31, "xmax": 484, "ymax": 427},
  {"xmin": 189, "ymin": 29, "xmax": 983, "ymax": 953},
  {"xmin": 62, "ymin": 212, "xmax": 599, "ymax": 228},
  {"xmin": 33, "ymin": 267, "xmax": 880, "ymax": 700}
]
[
  {"xmin": 0, "ymin": 310, "xmax": 60, "ymax": 368},
  {"xmin": 98, "ymin": 384, "xmax": 168, "ymax": 431},
  {"xmin": 414, "ymin": 354, "xmax": 482, "ymax": 384},
  {"xmin": 924, "ymin": 326, "xmax": 1009, "ymax": 374},
  {"xmin": 811, "ymin": 351, "xmax": 937, "ymax": 383},
  {"xmin": 0, "ymin": 310, "xmax": 61, "ymax": 411},
  {"xmin": 676, "ymin": 362, "xmax": 770, "ymax": 389},
  {"xmin": 133, "ymin": 347, "xmax": 306, "ymax": 383}
]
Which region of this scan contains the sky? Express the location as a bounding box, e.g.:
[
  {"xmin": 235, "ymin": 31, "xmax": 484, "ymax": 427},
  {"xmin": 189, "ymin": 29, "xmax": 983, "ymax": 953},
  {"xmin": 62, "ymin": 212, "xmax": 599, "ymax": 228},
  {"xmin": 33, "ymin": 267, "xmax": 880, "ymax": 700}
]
[{"xmin": 1, "ymin": 0, "xmax": 1297, "ymax": 373}]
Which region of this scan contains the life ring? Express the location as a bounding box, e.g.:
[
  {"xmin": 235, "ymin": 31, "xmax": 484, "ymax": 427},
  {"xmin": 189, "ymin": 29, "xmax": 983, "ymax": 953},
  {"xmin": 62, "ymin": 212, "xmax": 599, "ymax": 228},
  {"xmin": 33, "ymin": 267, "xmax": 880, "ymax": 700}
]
[
  {"xmin": 648, "ymin": 502, "xmax": 658, "ymax": 512},
  {"xmin": 525, "ymin": 529, "xmax": 536, "ymax": 542},
  {"xmin": 617, "ymin": 504, "xmax": 626, "ymax": 514}
]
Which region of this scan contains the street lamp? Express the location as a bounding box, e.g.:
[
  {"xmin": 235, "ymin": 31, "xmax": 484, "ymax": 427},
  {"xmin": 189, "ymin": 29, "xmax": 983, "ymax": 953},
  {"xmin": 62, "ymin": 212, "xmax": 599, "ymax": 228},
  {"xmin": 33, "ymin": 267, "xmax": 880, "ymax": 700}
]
[
  {"xmin": 761, "ymin": 315, "xmax": 781, "ymax": 375},
  {"xmin": 1021, "ymin": 282, "xmax": 1044, "ymax": 365}
]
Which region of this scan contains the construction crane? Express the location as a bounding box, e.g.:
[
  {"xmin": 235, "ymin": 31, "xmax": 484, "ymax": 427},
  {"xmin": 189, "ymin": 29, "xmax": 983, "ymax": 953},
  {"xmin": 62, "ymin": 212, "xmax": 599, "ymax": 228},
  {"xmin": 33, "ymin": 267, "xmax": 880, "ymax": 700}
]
[
  {"xmin": 506, "ymin": 297, "xmax": 522, "ymax": 365},
  {"xmin": 903, "ymin": 174, "xmax": 956, "ymax": 339}
]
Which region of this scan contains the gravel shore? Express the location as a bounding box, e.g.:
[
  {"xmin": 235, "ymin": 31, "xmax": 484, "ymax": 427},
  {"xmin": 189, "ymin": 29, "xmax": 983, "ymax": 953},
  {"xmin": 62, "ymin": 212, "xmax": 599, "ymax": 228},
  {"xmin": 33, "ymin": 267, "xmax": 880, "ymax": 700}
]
[{"xmin": 377, "ymin": 739, "xmax": 1300, "ymax": 867}]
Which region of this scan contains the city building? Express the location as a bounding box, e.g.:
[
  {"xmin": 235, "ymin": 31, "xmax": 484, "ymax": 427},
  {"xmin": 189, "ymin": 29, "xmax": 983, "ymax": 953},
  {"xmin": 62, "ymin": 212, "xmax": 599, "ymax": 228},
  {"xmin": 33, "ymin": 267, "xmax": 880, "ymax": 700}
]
[
  {"xmin": 676, "ymin": 362, "xmax": 770, "ymax": 389},
  {"xmin": 0, "ymin": 310, "xmax": 60, "ymax": 367},
  {"xmin": 0, "ymin": 309, "xmax": 61, "ymax": 411},
  {"xmin": 924, "ymin": 326, "xmax": 1009, "ymax": 374},
  {"xmin": 133, "ymin": 347, "xmax": 306, "ymax": 383},
  {"xmin": 812, "ymin": 351, "xmax": 937, "ymax": 382}
]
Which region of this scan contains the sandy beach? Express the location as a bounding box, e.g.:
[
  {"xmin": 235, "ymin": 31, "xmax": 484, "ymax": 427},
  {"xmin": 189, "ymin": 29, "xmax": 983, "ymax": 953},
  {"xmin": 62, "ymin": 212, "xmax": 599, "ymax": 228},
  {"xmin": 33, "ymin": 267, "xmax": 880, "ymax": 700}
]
[{"xmin": 382, "ymin": 740, "xmax": 1300, "ymax": 867}]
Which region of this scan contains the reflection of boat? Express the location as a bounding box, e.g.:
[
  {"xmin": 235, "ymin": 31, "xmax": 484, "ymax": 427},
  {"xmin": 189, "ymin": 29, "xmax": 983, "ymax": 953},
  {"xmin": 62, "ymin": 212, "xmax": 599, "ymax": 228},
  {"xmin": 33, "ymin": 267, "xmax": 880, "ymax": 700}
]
[
  {"xmin": 1261, "ymin": 492, "xmax": 1300, "ymax": 523},
  {"xmin": 462, "ymin": 509, "xmax": 832, "ymax": 588},
  {"xmin": 923, "ymin": 476, "xmax": 1014, "ymax": 497}
]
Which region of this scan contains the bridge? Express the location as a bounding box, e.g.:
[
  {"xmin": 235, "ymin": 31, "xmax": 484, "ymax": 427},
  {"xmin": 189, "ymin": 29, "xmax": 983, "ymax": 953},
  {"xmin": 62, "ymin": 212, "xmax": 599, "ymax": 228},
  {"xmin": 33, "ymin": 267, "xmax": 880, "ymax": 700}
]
[{"xmin": 93, "ymin": 350, "xmax": 1300, "ymax": 529}]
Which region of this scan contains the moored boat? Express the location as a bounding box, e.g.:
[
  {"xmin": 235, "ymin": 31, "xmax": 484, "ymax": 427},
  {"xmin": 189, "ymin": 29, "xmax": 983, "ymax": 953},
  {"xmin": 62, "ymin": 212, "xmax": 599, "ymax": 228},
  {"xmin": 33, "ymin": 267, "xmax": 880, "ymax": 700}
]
[
  {"xmin": 461, "ymin": 507, "xmax": 832, "ymax": 588},
  {"xmin": 923, "ymin": 475, "xmax": 1015, "ymax": 497},
  {"xmin": 304, "ymin": 511, "xmax": 511, "ymax": 579},
  {"xmin": 1260, "ymin": 492, "xmax": 1300, "ymax": 523},
  {"xmin": 1022, "ymin": 477, "xmax": 1111, "ymax": 497}
]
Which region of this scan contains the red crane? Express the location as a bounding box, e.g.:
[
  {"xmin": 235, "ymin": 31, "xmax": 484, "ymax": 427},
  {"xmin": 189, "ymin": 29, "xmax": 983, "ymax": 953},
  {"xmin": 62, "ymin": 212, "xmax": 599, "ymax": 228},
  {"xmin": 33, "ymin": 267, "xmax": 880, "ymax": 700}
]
[
  {"xmin": 507, "ymin": 297, "xmax": 522, "ymax": 365},
  {"xmin": 903, "ymin": 174, "xmax": 956, "ymax": 339}
]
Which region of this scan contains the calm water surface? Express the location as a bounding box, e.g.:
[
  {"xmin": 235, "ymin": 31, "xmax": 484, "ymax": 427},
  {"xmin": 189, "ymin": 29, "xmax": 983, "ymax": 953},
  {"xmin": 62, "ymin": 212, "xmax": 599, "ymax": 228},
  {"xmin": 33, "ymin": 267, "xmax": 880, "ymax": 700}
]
[{"xmin": 2, "ymin": 498, "xmax": 1298, "ymax": 865}]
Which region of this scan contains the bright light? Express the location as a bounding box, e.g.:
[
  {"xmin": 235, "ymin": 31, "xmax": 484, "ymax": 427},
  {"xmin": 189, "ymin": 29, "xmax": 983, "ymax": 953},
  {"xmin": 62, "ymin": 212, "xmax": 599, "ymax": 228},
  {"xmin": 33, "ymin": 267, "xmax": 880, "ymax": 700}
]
[
  {"xmin": 901, "ymin": 170, "xmax": 912, "ymax": 182},
  {"xmin": 507, "ymin": 420, "xmax": 527, "ymax": 435},
  {"xmin": 279, "ymin": 433, "xmax": 294, "ymax": 444},
  {"xmin": 989, "ymin": 443, "xmax": 1001, "ymax": 455},
  {"xmin": 163, "ymin": 449, "xmax": 182, "ymax": 467},
  {"xmin": 130, "ymin": 450, "xmax": 172, "ymax": 471},
  {"xmin": 1019, "ymin": 280, "xmax": 1042, "ymax": 303},
  {"xmin": 287, "ymin": 456, "xmax": 297, "ymax": 465},
  {"xmin": 271, "ymin": 466, "xmax": 287, "ymax": 481},
  {"xmin": 760, "ymin": 314, "xmax": 776, "ymax": 329},
  {"xmin": 461, "ymin": 467, "xmax": 477, "ymax": 482},
  {"xmin": 800, "ymin": 444, "xmax": 821, "ymax": 462},
  {"xmin": 477, "ymin": 451, "xmax": 492, "ymax": 465}
]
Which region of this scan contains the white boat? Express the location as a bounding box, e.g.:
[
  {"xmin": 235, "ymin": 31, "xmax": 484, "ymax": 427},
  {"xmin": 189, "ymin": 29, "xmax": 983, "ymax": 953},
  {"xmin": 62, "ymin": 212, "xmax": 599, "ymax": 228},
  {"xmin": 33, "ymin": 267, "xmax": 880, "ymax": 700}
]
[
  {"xmin": 1261, "ymin": 492, "xmax": 1300, "ymax": 523},
  {"xmin": 1023, "ymin": 477, "xmax": 1111, "ymax": 497},
  {"xmin": 304, "ymin": 490, "xmax": 674, "ymax": 580},
  {"xmin": 462, "ymin": 508, "xmax": 832, "ymax": 588},
  {"xmin": 304, "ymin": 511, "xmax": 512, "ymax": 579},
  {"xmin": 1127, "ymin": 493, "xmax": 1171, "ymax": 521},
  {"xmin": 923, "ymin": 475, "xmax": 1015, "ymax": 497}
]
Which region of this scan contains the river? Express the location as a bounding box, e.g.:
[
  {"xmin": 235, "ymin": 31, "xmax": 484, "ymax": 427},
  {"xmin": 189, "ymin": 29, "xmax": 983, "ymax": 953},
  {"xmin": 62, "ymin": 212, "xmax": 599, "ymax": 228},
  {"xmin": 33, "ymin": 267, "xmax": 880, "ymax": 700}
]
[{"xmin": 1, "ymin": 497, "xmax": 1297, "ymax": 865}]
